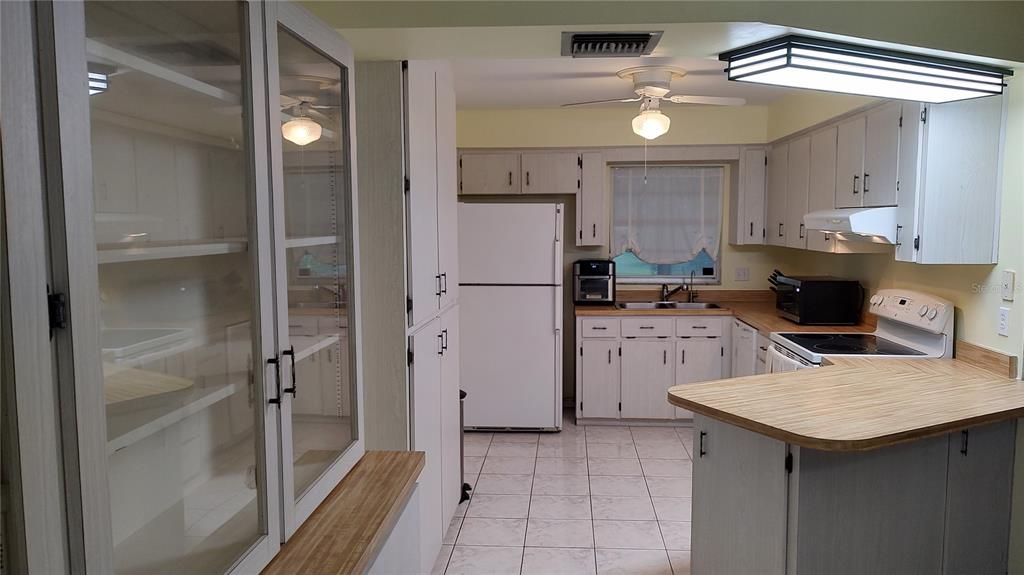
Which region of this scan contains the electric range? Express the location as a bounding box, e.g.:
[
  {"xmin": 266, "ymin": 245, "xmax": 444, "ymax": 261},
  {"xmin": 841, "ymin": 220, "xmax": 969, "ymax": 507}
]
[{"xmin": 768, "ymin": 289, "xmax": 954, "ymax": 368}]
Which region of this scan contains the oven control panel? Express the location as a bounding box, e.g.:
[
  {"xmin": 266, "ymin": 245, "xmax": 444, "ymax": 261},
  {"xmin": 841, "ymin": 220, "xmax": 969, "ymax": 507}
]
[{"xmin": 868, "ymin": 289, "xmax": 953, "ymax": 334}]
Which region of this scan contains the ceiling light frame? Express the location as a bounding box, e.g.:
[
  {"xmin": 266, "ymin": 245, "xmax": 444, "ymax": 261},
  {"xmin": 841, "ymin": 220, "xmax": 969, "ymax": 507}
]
[{"xmin": 719, "ymin": 35, "xmax": 1012, "ymax": 103}]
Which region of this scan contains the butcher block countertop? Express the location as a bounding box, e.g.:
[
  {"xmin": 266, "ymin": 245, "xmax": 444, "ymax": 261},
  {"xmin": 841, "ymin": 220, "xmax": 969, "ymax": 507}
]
[
  {"xmin": 575, "ymin": 298, "xmax": 875, "ymax": 335},
  {"xmin": 668, "ymin": 356, "xmax": 1024, "ymax": 452}
]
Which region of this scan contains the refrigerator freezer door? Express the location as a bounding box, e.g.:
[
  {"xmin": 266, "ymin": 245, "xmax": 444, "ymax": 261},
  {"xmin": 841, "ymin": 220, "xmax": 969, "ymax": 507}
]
[
  {"xmin": 460, "ymin": 285, "xmax": 562, "ymax": 429},
  {"xmin": 459, "ymin": 203, "xmax": 563, "ymax": 285}
]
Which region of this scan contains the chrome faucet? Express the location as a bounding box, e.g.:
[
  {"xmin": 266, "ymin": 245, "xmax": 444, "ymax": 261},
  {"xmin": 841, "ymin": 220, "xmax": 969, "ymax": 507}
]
[{"xmin": 660, "ymin": 270, "xmax": 698, "ymax": 303}]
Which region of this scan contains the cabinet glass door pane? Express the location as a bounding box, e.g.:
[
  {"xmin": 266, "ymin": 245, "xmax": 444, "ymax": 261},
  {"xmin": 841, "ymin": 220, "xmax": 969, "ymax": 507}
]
[
  {"xmin": 85, "ymin": 2, "xmax": 264, "ymax": 573},
  {"xmin": 276, "ymin": 28, "xmax": 357, "ymax": 500}
]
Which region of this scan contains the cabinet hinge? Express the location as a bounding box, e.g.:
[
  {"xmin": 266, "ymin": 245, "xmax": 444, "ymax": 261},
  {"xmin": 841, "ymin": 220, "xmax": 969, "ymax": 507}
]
[
  {"xmin": 580, "ymin": 401, "xmax": 583, "ymax": 412},
  {"xmin": 920, "ymin": 107, "xmax": 928, "ymax": 124},
  {"xmin": 618, "ymin": 401, "xmax": 622, "ymax": 411},
  {"xmin": 764, "ymin": 156, "xmax": 768, "ymax": 166},
  {"xmin": 579, "ymin": 346, "xmax": 583, "ymax": 357},
  {"xmin": 577, "ymin": 179, "xmax": 581, "ymax": 189},
  {"xmin": 47, "ymin": 289, "xmax": 68, "ymax": 336},
  {"xmin": 618, "ymin": 347, "xmax": 622, "ymax": 356},
  {"xmin": 407, "ymin": 349, "xmax": 414, "ymax": 365},
  {"xmin": 578, "ymin": 155, "xmax": 583, "ymax": 168},
  {"xmin": 898, "ymin": 115, "xmax": 903, "ymax": 128},
  {"xmin": 762, "ymin": 228, "xmax": 766, "ymax": 239},
  {"xmin": 721, "ymin": 347, "xmax": 724, "ymax": 357},
  {"xmin": 579, "ymin": 229, "xmax": 583, "ymax": 240},
  {"xmin": 914, "ymin": 236, "xmax": 920, "ymax": 251},
  {"xmin": 785, "ymin": 452, "xmax": 793, "ymax": 473},
  {"xmin": 407, "ymin": 296, "xmax": 413, "ymax": 313},
  {"xmin": 459, "ymin": 157, "xmax": 462, "ymax": 168},
  {"xmin": 960, "ymin": 430, "xmax": 969, "ymax": 456},
  {"xmin": 404, "ymin": 177, "xmax": 411, "ymax": 193}
]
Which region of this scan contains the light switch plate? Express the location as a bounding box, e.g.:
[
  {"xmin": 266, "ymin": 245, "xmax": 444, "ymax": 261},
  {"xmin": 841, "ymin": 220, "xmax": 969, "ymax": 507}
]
[
  {"xmin": 998, "ymin": 307, "xmax": 1010, "ymax": 337},
  {"xmin": 735, "ymin": 267, "xmax": 750, "ymax": 282},
  {"xmin": 1002, "ymin": 270, "xmax": 1016, "ymax": 301}
]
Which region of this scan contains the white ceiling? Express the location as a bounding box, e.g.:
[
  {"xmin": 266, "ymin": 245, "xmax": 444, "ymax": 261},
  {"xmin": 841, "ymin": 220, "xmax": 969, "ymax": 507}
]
[{"xmin": 451, "ymin": 56, "xmax": 798, "ymax": 109}]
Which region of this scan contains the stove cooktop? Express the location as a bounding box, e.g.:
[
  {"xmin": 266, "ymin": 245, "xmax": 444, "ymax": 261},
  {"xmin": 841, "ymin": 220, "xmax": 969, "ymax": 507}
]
[{"xmin": 777, "ymin": 333, "xmax": 927, "ymax": 357}]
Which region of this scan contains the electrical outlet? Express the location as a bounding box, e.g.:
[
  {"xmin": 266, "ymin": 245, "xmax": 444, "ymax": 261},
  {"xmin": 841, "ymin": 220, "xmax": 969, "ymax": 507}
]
[
  {"xmin": 1002, "ymin": 270, "xmax": 1016, "ymax": 301},
  {"xmin": 735, "ymin": 267, "xmax": 750, "ymax": 282},
  {"xmin": 998, "ymin": 307, "xmax": 1010, "ymax": 337}
]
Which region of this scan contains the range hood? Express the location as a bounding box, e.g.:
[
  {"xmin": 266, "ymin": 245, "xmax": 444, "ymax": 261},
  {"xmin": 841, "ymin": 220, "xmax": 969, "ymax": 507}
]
[{"xmin": 804, "ymin": 207, "xmax": 898, "ymax": 244}]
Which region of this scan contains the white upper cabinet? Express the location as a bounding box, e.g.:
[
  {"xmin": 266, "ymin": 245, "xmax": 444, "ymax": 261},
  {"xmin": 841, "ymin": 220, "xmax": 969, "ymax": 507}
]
[
  {"xmin": 785, "ymin": 136, "xmax": 811, "ymax": 249},
  {"xmin": 731, "ymin": 147, "xmax": 767, "ymax": 245},
  {"xmin": 459, "ymin": 152, "xmax": 521, "ymax": 195},
  {"xmin": 434, "ymin": 65, "xmax": 459, "ymax": 309},
  {"xmin": 577, "ymin": 151, "xmax": 607, "ymax": 246},
  {"xmin": 896, "ymin": 96, "xmax": 1006, "ymax": 264},
  {"xmin": 406, "ymin": 62, "xmax": 441, "ymax": 327},
  {"xmin": 835, "ymin": 116, "xmax": 866, "ymax": 208},
  {"xmin": 766, "ymin": 144, "xmax": 789, "ymax": 246},
  {"xmin": 522, "ymin": 151, "xmax": 580, "ymax": 195},
  {"xmin": 807, "ymin": 126, "xmax": 838, "ymax": 252},
  {"xmin": 863, "ymin": 102, "xmax": 902, "ymax": 207}
]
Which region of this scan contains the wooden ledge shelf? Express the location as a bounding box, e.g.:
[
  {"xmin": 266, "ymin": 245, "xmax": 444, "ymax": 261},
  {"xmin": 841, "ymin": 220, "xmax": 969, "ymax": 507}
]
[{"xmin": 262, "ymin": 451, "xmax": 424, "ymax": 575}]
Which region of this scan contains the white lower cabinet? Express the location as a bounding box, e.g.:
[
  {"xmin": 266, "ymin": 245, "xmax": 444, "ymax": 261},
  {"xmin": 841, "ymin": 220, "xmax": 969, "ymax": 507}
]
[
  {"xmin": 579, "ymin": 339, "xmax": 621, "ymax": 419},
  {"xmin": 576, "ymin": 316, "xmax": 728, "ymax": 422},
  {"xmin": 621, "ymin": 340, "xmax": 676, "ymax": 420},
  {"xmin": 674, "ymin": 337, "xmax": 724, "ymax": 419},
  {"xmin": 408, "ymin": 306, "xmax": 461, "ymax": 573},
  {"xmin": 731, "ymin": 319, "xmax": 758, "ymax": 378}
]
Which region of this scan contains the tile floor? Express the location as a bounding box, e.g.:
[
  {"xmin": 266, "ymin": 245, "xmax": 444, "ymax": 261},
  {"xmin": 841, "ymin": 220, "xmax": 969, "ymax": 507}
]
[{"xmin": 433, "ymin": 413, "xmax": 694, "ymax": 575}]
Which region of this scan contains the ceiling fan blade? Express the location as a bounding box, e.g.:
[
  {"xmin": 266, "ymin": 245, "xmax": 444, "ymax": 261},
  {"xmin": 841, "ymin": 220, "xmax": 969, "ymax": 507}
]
[
  {"xmin": 665, "ymin": 95, "xmax": 746, "ymax": 106},
  {"xmin": 561, "ymin": 97, "xmax": 642, "ymax": 108}
]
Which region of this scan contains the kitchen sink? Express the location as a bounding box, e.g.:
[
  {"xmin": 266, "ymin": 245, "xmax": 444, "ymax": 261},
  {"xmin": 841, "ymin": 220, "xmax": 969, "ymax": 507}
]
[{"xmin": 614, "ymin": 301, "xmax": 721, "ymax": 310}]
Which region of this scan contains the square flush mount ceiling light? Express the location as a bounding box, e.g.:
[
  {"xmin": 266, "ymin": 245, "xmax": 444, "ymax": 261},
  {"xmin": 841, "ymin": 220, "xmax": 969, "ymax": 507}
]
[{"xmin": 719, "ymin": 35, "xmax": 1012, "ymax": 103}]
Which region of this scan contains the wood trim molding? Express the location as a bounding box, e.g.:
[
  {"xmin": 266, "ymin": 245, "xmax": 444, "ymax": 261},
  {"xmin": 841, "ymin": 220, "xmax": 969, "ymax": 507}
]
[
  {"xmin": 954, "ymin": 340, "xmax": 1019, "ymax": 380},
  {"xmin": 262, "ymin": 451, "xmax": 425, "ymax": 575}
]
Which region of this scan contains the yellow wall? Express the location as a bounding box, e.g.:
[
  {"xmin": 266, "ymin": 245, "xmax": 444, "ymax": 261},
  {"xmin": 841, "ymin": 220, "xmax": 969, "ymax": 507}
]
[
  {"xmin": 766, "ymin": 92, "xmax": 878, "ymax": 141},
  {"xmin": 457, "ymin": 106, "xmax": 768, "ymax": 148}
]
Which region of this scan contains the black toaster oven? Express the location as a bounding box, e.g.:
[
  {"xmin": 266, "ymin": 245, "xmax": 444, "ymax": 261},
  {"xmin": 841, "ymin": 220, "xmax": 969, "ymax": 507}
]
[{"xmin": 573, "ymin": 260, "xmax": 616, "ymax": 305}]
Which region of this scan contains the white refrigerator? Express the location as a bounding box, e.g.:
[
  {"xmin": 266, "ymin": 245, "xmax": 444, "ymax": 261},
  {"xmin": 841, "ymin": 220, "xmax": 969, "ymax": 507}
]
[{"xmin": 459, "ymin": 203, "xmax": 563, "ymax": 430}]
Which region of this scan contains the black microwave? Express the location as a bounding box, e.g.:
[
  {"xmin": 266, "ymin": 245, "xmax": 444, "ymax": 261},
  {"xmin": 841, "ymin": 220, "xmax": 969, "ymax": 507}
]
[{"xmin": 771, "ymin": 273, "xmax": 863, "ymax": 325}]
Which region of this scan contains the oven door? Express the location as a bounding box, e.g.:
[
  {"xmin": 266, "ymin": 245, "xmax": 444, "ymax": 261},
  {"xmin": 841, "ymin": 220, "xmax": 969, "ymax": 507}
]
[
  {"xmin": 767, "ymin": 344, "xmax": 816, "ymax": 372},
  {"xmin": 575, "ymin": 276, "xmax": 613, "ymax": 303}
]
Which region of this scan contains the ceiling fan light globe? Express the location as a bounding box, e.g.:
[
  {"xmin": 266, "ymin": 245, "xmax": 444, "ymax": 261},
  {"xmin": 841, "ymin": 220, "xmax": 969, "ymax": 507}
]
[
  {"xmin": 282, "ymin": 116, "xmax": 322, "ymax": 146},
  {"xmin": 632, "ymin": 110, "xmax": 670, "ymax": 140}
]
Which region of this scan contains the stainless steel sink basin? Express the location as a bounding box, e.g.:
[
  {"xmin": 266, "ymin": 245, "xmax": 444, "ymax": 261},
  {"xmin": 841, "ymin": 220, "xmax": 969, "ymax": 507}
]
[
  {"xmin": 289, "ymin": 301, "xmax": 342, "ymax": 309},
  {"xmin": 614, "ymin": 301, "xmax": 721, "ymax": 310}
]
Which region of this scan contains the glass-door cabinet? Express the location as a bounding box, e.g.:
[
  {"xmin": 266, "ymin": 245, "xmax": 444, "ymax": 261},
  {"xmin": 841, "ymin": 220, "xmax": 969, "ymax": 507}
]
[{"xmin": 29, "ymin": 1, "xmax": 363, "ymax": 573}]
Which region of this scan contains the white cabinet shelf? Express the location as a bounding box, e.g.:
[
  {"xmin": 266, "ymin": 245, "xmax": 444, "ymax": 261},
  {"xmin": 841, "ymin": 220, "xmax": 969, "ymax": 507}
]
[
  {"xmin": 106, "ymin": 381, "xmax": 239, "ymax": 455},
  {"xmin": 284, "ymin": 236, "xmax": 337, "ymax": 249},
  {"xmin": 291, "ymin": 333, "xmax": 340, "ymax": 363},
  {"xmin": 96, "ymin": 239, "xmax": 247, "ymax": 264}
]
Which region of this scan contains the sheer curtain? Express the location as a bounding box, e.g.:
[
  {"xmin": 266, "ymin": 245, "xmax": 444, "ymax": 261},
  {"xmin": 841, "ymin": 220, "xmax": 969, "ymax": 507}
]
[{"xmin": 611, "ymin": 165, "xmax": 723, "ymax": 265}]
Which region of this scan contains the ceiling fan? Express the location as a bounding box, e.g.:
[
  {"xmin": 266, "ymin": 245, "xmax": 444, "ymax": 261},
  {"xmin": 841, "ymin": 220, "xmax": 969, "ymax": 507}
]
[{"xmin": 562, "ymin": 66, "xmax": 746, "ymax": 140}]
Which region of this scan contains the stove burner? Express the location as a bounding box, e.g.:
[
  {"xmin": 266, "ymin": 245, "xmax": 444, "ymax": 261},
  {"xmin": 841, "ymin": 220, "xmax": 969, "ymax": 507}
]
[{"xmin": 814, "ymin": 342, "xmax": 868, "ymax": 352}]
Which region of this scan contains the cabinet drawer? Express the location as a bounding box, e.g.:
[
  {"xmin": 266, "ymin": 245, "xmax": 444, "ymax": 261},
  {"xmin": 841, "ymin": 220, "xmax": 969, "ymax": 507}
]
[
  {"xmin": 621, "ymin": 318, "xmax": 673, "ymax": 338},
  {"xmin": 676, "ymin": 317, "xmax": 723, "ymax": 337},
  {"xmin": 580, "ymin": 318, "xmax": 620, "ymax": 338}
]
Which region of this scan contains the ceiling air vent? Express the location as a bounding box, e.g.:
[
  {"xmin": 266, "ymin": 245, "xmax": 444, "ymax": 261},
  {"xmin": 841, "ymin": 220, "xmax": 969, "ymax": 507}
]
[{"xmin": 561, "ymin": 31, "xmax": 663, "ymax": 58}]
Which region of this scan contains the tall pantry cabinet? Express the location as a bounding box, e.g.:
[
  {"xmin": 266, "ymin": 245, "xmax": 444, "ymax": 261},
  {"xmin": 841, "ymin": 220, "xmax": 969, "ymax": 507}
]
[
  {"xmin": 2, "ymin": 1, "xmax": 367, "ymax": 574},
  {"xmin": 358, "ymin": 60, "xmax": 462, "ymax": 573}
]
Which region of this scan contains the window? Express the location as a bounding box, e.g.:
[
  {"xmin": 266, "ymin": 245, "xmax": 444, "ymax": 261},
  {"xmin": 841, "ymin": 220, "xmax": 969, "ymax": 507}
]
[{"xmin": 611, "ymin": 165, "xmax": 723, "ymax": 283}]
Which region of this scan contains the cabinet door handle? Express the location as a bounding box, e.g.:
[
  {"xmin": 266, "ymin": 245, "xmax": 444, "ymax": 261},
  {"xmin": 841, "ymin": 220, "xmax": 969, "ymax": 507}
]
[
  {"xmin": 438, "ymin": 333, "xmax": 444, "ymax": 356},
  {"xmin": 592, "ymin": 326, "xmax": 607, "ymax": 330},
  {"xmin": 592, "ymin": 223, "xmax": 596, "ymax": 238},
  {"xmin": 759, "ymin": 346, "xmax": 768, "ymax": 352},
  {"xmin": 749, "ymin": 221, "xmax": 753, "ymax": 237},
  {"xmin": 778, "ymin": 223, "xmax": 784, "ymax": 237},
  {"xmin": 607, "ymin": 349, "xmax": 611, "ymax": 364},
  {"xmin": 508, "ymin": 171, "xmax": 513, "ymax": 187},
  {"xmin": 863, "ymin": 173, "xmax": 870, "ymax": 193},
  {"xmin": 692, "ymin": 325, "xmax": 707, "ymax": 330},
  {"xmin": 267, "ymin": 355, "xmax": 282, "ymax": 405},
  {"xmin": 435, "ymin": 274, "xmax": 442, "ymax": 297},
  {"xmin": 441, "ymin": 329, "xmax": 449, "ymax": 351},
  {"xmin": 663, "ymin": 349, "xmax": 667, "ymax": 364},
  {"xmin": 699, "ymin": 431, "xmax": 707, "ymax": 457},
  {"xmin": 440, "ymin": 272, "xmax": 447, "ymax": 295},
  {"xmin": 282, "ymin": 346, "xmax": 297, "ymax": 397},
  {"xmin": 681, "ymin": 349, "xmax": 686, "ymax": 364},
  {"xmin": 853, "ymin": 174, "xmax": 860, "ymax": 194},
  {"xmin": 526, "ymin": 171, "xmax": 530, "ymax": 186},
  {"xmin": 895, "ymin": 224, "xmax": 903, "ymax": 247},
  {"xmin": 799, "ymin": 223, "xmax": 805, "ymax": 238},
  {"xmin": 639, "ymin": 326, "xmax": 655, "ymax": 330}
]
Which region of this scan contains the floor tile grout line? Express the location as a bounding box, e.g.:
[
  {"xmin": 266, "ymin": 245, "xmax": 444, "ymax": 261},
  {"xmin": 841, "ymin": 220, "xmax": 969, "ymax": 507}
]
[
  {"xmin": 519, "ymin": 434, "xmax": 538, "ymax": 575},
  {"xmin": 631, "ymin": 426, "xmax": 675, "ymax": 573},
  {"xmin": 445, "ymin": 433, "xmax": 492, "ymax": 574},
  {"xmin": 585, "ymin": 420, "xmax": 599, "ymax": 575}
]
